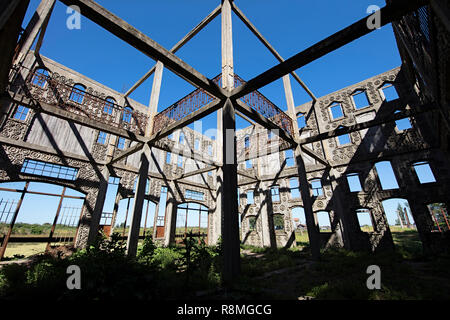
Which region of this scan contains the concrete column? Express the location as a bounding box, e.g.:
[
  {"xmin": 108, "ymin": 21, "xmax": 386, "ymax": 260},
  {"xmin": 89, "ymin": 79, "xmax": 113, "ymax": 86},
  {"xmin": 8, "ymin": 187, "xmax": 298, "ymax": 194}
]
[
  {"xmin": 145, "ymin": 61, "xmax": 164, "ymax": 137},
  {"xmin": 86, "ymin": 166, "xmax": 110, "ymax": 245},
  {"xmin": 219, "ymin": 0, "xmax": 240, "ymax": 283},
  {"xmin": 164, "ymin": 182, "xmax": 177, "ymax": 246},
  {"xmin": 15, "ymin": 0, "xmax": 56, "ymax": 64},
  {"xmin": 109, "ymin": 189, "xmax": 122, "ymax": 235},
  {"xmin": 328, "ymin": 168, "xmax": 350, "ymax": 249},
  {"xmin": 282, "ymin": 74, "xmax": 321, "ymax": 259},
  {"xmin": 221, "ymin": 98, "xmax": 241, "ymax": 283},
  {"xmin": 259, "ymin": 182, "xmax": 274, "ymax": 247},
  {"xmin": 126, "ymin": 144, "xmax": 150, "ymax": 257},
  {"xmin": 0, "ymin": 0, "xmax": 30, "ymax": 125}
]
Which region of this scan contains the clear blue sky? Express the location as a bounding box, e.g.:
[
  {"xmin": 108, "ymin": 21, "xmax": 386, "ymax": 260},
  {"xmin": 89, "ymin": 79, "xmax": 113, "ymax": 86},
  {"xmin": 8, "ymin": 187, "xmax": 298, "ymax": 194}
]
[{"xmin": 1, "ymin": 1, "xmax": 426, "ymax": 231}]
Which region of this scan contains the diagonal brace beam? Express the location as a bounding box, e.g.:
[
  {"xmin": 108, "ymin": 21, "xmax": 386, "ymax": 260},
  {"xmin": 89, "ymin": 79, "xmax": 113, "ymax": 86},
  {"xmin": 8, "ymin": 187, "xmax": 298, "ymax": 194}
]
[
  {"xmin": 58, "ymin": 0, "xmax": 226, "ymax": 100},
  {"xmin": 230, "ymin": 0, "xmax": 429, "ymax": 100},
  {"xmin": 124, "ymin": 4, "xmax": 221, "ymax": 97}
]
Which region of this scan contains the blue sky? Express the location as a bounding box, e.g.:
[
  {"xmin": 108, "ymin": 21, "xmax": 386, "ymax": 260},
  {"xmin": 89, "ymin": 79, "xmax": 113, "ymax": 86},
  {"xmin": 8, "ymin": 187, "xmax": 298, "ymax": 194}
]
[
  {"xmin": 22, "ymin": 0, "xmax": 401, "ymax": 129},
  {"xmin": 1, "ymin": 1, "xmax": 424, "ymax": 232}
]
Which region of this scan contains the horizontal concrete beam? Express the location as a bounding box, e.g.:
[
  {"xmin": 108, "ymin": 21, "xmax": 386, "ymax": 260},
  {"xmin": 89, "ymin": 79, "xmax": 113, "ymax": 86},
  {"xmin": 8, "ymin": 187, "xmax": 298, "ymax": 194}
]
[
  {"xmin": 174, "ymin": 165, "xmax": 216, "ymax": 180},
  {"xmin": 8, "ymin": 91, "xmax": 148, "ymax": 142},
  {"xmin": 298, "ymin": 102, "xmax": 437, "ymax": 145}
]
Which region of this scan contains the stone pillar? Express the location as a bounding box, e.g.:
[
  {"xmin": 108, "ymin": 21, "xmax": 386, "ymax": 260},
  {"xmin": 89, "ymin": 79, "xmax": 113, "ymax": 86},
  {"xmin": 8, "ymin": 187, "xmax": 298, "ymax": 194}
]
[
  {"xmin": 282, "ymin": 75, "xmax": 321, "ymax": 259},
  {"xmin": 164, "ymin": 181, "xmax": 177, "ymax": 246},
  {"xmin": 126, "ymin": 144, "xmax": 150, "ymax": 257},
  {"xmin": 259, "ymin": 181, "xmax": 276, "ymax": 248},
  {"xmin": 0, "ymin": 0, "xmax": 30, "ymax": 125},
  {"xmin": 146, "ymin": 61, "xmax": 164, "ymax": 136},
  {"xmin": 408, "ymin": 200, "xmax": 435, "ymax": 254},
  {"xmin": 86, "ymin": 166, "xmax": 110, "ymax": 246},
  {"xmin": 328, "ymin": 168, "xmax": 350, "ymax": 249},
  {"xmin": 219, "ymin": 0, "xmax": 240, "ymax": 283}
]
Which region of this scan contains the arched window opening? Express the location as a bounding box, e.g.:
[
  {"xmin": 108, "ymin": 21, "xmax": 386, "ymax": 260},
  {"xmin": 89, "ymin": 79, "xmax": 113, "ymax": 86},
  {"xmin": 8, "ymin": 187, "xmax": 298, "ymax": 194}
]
[
  {"xmin": 103, "ymin": 97, "xmax": 116, "ymax": 115},
  {"xmin": 31, "ymin": 68, "xmax": 49, "ymax": 88},
  {"xmin": 122, "ymin": 107, "xmax": 132, "ymax": 123},
  {"xmin": 69, "ymin": 84, "xmax": 86, "ymax": 104},
  {"xmin": 244, "ymin": 135, "xmax": 250, "ymax": 149}
]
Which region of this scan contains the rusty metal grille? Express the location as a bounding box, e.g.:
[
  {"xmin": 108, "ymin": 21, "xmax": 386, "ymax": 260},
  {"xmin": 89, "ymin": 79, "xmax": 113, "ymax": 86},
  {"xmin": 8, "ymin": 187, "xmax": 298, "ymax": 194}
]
[
  {"xmin": 152, "ymin": 73, "xmax": 294, "ymax": 137},
  {"xmin": 0, "ymin": 199, "xmax": 19, "ymax": 225},
  {"xmin": 52, "ymin": 206, "xmax": 81, "ymax": 245},
  {"xmin": 8, "ymin": 66, "xmax": 149, "ymax": 136}
]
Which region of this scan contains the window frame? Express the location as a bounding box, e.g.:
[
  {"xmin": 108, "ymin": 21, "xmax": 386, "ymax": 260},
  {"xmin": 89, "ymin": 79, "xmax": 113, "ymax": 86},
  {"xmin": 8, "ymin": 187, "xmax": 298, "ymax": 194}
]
[
  {"xmin": 69, "ymin": 84, "xmax": 86, "ymax": 104},
  {"xmin": 12, "ymin": 105, "xmax": 30, "ymax": 121},
  {"xmin": 329, "ymin": 102, "xmax": 344, "ymax": 120},
  {"xmin": 351, "ymin": 89, "xmax": 370, "ymax": 110}
]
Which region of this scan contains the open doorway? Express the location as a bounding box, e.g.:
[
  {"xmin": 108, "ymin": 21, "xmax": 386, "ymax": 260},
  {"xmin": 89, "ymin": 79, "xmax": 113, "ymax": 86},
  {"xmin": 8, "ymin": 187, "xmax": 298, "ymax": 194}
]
[
  {"xmin": 291, "ymin": 206, "xmax": 309, "ymax": 248},
  {"xmin": 381, "ymin": 198, "xmax": 421, "ymax": 256}
]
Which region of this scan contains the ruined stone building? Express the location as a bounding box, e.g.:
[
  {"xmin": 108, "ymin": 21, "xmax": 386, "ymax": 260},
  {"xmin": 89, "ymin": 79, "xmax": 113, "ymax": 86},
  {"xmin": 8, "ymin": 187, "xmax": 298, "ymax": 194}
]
[{"xmin": 0, "ymin": 0, "xmax": 449, "ymax": 280}]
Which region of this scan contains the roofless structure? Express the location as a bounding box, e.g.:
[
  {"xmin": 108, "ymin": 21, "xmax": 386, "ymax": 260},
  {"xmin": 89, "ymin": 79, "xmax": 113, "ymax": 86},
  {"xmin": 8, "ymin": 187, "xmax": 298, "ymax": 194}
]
[{"xmin": 0, "ymin": 0, "xmax": 449, "ymax": 283}]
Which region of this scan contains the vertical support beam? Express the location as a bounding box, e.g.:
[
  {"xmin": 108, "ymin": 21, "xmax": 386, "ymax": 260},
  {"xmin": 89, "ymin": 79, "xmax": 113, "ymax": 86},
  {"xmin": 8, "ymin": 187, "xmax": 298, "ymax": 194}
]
[
  {"xmin": 221, "ymin": 98, "xmax": 241, "ymax": 283},
  {"xmin": 260, "ymin": 182, "xmax": 273, "ymax": 247},
  {"xmin": 0, "ymin": 0, "xmax": 30, "ymax": 125},
  {"xmin": 86, "ymin": 167, "xmax": 109, "ymax": 245},
  {"xmin": 152, "ymin": 201, "xmax": 160, "ymax": 239},
  {"xmin": 282, "ymin": 75, "xmax": 321, "ymax": 259},
  {"xmin": 15, "ymin": 0, "xmax": 56, "ymax": 63},
  {"xmin": 0, "ymin": 181, "xmax": 29, "ymax": 260},
  {"xmin": 109, "ymin": 189, "xmax": 122, "ymax": 235},
  {"xmin": 164, "ymin": 182, "xmax": 177, "ymax": 246},
  {"xmin": 404, "ymin": 207, "xmax": 412, "ymax": 229},
  {"xmin": 163, "ymin": 198, "xmax": 176, "ymax": 246},
  {"xmin": 219, "ymin": 0, "xmax": 240, "ymax": 283},
  {"xmin": 46, "ymin": 186, "xmax": 66, "ymax": 252},
  {"xmin": 143, "ymin": 200, "xmax": 149, "ymax": 237},
  {"xmin": 127, "ymin": 144, "xmax": 150, "ymax": 257},
  {"xmin": 33, "ymin": 0, "xmax": 55, "ymax": 56},
  {"xmin": 145, "ymin": 61, "xmax": 164, "ymax": 137},
  {"xmin": 122, "ymin": 197, "xmax": 130, "ymax": 237}
]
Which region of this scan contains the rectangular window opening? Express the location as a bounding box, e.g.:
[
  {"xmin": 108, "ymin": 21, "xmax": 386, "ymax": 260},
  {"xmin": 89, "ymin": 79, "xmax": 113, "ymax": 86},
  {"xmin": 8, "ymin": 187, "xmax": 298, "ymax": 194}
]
[{"xmin": 21, "ymin": 159, "xmax": 78, "ymax": 181}]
